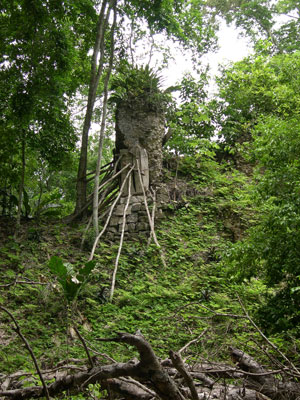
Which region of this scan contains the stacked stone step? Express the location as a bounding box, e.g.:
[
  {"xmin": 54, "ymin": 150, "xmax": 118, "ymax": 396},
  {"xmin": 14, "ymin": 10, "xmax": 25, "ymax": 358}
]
[
  {"xmin": 106, "ymin": 186, "xmax": 168, "ymax": 241},
  {"xmin": 106, "ymin": 195, "xmax": 150, "ymax": 240}
]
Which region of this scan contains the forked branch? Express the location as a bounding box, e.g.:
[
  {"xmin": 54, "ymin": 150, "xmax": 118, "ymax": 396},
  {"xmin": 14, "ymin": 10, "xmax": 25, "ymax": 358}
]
[{"xmin": 0, "ymin": 306, "xmax": 50, "ymax": 400}]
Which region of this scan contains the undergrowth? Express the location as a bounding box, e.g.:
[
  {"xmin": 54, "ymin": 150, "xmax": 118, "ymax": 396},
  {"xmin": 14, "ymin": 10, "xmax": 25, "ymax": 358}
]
[{"xmin": 0, "ymin": 158, "xmax": 299, "ymax": 397}]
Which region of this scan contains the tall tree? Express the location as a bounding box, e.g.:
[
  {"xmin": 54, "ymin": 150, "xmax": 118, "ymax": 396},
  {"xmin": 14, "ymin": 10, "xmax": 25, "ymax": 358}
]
[
  {"xmin": 221, "ymin": 50, "xmax": 300, "ymax": 333},
  {"xmin": 74, "ymin": 0, "xmax": 115, "ymax": 217},
  {"xmin": 209, "ymin": 0, "xmax": 300, "ymax": 53},
  {"xmin": 92, "ymin": 3, "xmax": 117, "ymax": 235},
  {"xmin": 0, "ymin": 0, "xmax": 97, "ymax": 222},
  {"xmin": 73, "ymin": 0, "xmax": 219, "ymax": 219}
]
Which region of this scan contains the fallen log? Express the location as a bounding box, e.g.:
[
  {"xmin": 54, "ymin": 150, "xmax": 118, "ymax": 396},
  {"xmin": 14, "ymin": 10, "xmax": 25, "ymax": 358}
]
[
  {"xmin": 230, "ymin": 347, "xmax": 300, "ymax": 400},
  {"xmin": 1, "ymin": 333, "xmax": 300, "ymax": 400}
]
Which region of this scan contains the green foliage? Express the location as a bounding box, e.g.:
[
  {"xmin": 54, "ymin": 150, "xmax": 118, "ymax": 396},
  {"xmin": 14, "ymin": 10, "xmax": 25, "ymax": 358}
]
[
  {"xmin": 211, "ymin": 49, "xmax": 300, "ymax": 159},
  {"xmin": 221, "ymin": 52, "xmax": 300, "ymax": 334},
  {"xmin": 49, "ymin": 256, "xmax": 96, "ymax": 302},
  {"xmin": 110, "ymin": 63, "xmax": 171, "ymax": 111},
  {"xmin": 125, "ymin": 0, "xmax": 218, "ymax": 54},
  {"xmin": 225, "ymin": 118, "xmax": 300, "ymax": 332},
  {"xmin": 1, "ymin": 152, "xmax": 299, "ymax": 387},
  {"xmin": 166, "ymin": 71, "xmax": 215, "ymax": 154},
  {"xmin": 210, "ymin": 0, "xmax": 300, "ymax": 53},
  {"xmin": 33, "ymin": 188, "xmax": 71, "ymax": 218},
  {"xmin": 211, "ymin": 0, "xmax": 274, "ymax": 40}
]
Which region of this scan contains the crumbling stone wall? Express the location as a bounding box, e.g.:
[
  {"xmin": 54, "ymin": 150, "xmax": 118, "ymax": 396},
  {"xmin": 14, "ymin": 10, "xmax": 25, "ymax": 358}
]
[
  {"xmin": 106, "ymin": 100, "xmax": 167, "ymax": 240},
  {"xmin": 115, "ymin": 103, "xmax": 165, "ymax": 186}
]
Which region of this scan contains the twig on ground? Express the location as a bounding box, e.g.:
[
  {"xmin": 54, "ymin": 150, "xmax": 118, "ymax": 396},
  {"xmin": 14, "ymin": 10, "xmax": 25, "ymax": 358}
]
[
  {"xmin": 237, "ymin": 295, "xmax": 300, "ymax": 375},
  {"xmin": 0, "ymin": 306, "xmax": 50, "ymax": 400},
  {"xmin": 73, "ymin": 326, "xmax": 94, "ymax": 368},
  {"xmin": 83, "ymin": 340, "xmax": 117, "ymax": 363},
  {"xmin": 0, "ymin": 280, "xmax": 48, "ymax": 288},
  {"xmin": 178, "ymin": 329, "xmax": 208, "ymax": 356}
]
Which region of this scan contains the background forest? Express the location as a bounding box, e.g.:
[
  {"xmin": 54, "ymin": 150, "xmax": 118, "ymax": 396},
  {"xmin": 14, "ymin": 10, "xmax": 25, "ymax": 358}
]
[{"xmin": 1, "ymin": 0, "xmax": 300, "ymax": 399}]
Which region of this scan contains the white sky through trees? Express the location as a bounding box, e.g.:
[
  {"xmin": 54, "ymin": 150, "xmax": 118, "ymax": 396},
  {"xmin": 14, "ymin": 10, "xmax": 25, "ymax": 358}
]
[{"xmin": 162, "ymin": 21, "xmax": 251, "ymax": 90}]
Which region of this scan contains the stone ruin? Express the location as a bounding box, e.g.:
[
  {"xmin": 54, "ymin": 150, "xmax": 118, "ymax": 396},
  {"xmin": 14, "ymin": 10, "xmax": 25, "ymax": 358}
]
[{"xmin": 106, "ymin": 99, "xmax": 169, "ymax": 240}]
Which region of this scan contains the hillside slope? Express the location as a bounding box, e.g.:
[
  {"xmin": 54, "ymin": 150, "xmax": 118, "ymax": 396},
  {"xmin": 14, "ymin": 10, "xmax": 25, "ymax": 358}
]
[{"xmin": 1, "ymin": 158, "xmax": 299, "ymax": 399}]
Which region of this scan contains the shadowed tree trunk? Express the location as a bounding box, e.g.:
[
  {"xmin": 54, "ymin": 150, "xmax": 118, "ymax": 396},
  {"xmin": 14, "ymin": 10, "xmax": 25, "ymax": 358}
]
[
  {"xmin": 15, "ymin": 134, "xmax": 25, "ymax": 235},
  {"xmin": 93, "ymin": 3, "xmax": 117, "ymax": 235},
  {"xmin": 74, "ymin": 0, "xmax": 115, "ymax": 218}
]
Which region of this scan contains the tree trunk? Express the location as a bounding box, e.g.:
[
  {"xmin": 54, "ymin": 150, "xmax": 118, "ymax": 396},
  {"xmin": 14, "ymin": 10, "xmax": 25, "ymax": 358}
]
[
  {"xmin": 74, "ymin": 0, "xmax": 112, "ymax": 218},
  {"xmin": 93, "ymin": 3, "xmax": 117, "ymax": 234},
  {"xmin": 15, "ymin": 136, "xmax": 25, "ymax": 234}
]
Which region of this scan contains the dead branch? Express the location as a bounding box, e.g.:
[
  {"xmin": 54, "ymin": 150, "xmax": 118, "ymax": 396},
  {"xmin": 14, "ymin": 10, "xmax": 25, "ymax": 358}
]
[
  {"xmin": 96, "ymin": 331, "xmax": 185, "ymax": 400},
  {"xmin": 1, "ymin": 331, "xmax": 300, "ymax": 400},
  {"xmin": 101, "ymin": 378, "xmax": 154, "ymax": 400},
  {"xmin": 0, "ymin": 280, "xmax": 48, "ymax": 288},
  {"xmin": 238, "ymin": 296, "xmax": 300, "ymax": 376},
  {"xmin": 230, "ymin": 347, "xmax": 300, "ymax": 399},
  {"xmin": 170, "ymin": 350, "xmax": 199, "ymax": 400},
  {"xmin": 118, "ymin": 377, "xmax": 157, "ymax": 398},
  {"xmin": 0, "ymin": 306, "xmax": 50, "ymax": 400},
  {"xmin": 178, "ymin": 329, "xmax": 208, "ymax": 356},
  {"xmin": 73, "ymin": 326, "xmax": 94, "ymax": 368}
]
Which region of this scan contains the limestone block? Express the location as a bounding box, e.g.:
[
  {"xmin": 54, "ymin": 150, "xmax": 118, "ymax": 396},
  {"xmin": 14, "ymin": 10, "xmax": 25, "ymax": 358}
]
[
  {"xmin": 127, "ymin": 213, "xmax": 138, "ymax": 223},
  {"xmin": 139, "ymin": 148, "xmax": 149, "ymax": 189},
  {"xmin": 107, "ymin": 226, "xmax": 118, "ymax": 233},
  {"xmin": 106, "ymin": 232, "xmax": 115, "ymax": 240},
  {"xmin": 136, "ymin": 222, "xmax": 149, "ymax": 231},
  {"xmin": 156, "ymin": 193, "xmax": 169, "ymax": 203},
  {"xmin": 131, "ymin": 147, "xmax": 149, "ymax": 194},
  {"xmin": 138, "ymin": 211, "xmax": 147, "ymax": 216},
  {"xmin": 129, "ymin": 232, "xmax": 141, "ymax": 239},
  {"xmin": 118, "ymin": 224, "xmax": 129, "ymax": 232},
  {"xmin": 114, "ymin": 204, "xmax": 132, "ymax": 216},
  {"xmin": 128, "ymin": 223, "xmax": 136, "ymax": 232},
  {"xmin": 119, "ymin": 197, "xmax": 128, "ymax": 204},
  {"xmin": 131, "ymin": 195, "xmax": 144, "ymax": 203},
  {"xmin": 131, "ymin": 203, "xmax": 141, "ymax": 212},
  {"xmin": 138, "ymin": 216, "xmax": 149, "ymax": 223},
  {"xmin": 138, "ymin": 231, "xmax": 149, "ymax": 237},
  {"xmin": 109, "ymin": 217, "xmax": 120, "ymax": 226}
]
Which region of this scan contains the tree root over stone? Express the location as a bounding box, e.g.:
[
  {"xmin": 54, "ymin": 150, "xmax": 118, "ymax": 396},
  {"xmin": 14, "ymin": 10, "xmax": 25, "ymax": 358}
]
[{"xmin": 1, "ymin": 332, "xmax": 300, "ymax": 400}]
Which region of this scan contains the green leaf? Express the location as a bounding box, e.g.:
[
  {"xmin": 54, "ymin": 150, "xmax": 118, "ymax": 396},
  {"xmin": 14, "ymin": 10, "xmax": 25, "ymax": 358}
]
[
  {"xmin": 181, "ymin": 115, "xmax": 190, "ymax": 124},
  {"xmin": 77, "ymin": 260, "xmax": 96, "ymax": 282},
  {"xmin": 49, "ymin": 256, "xmax": 67, "ymax": 280}
]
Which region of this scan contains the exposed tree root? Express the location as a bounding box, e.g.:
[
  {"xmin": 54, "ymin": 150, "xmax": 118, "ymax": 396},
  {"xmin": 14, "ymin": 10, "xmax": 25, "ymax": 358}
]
[
  {"xmin": 136, "ymin": 161, "xmax": 167, "ymax": 268},
  {"xmin": 109, "ymin": 173, "xmax": 132, "ymax": 301},
  {"xmin": 89, "ymin": 165, "xmax": 134, "ymax": 261}
]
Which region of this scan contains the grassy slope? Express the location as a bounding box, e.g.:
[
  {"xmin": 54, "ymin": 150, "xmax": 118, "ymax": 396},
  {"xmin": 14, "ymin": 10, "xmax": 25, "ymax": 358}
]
[{"xmin": 0, "ymin": 158, "xmax": 298, "ymax": 397}]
